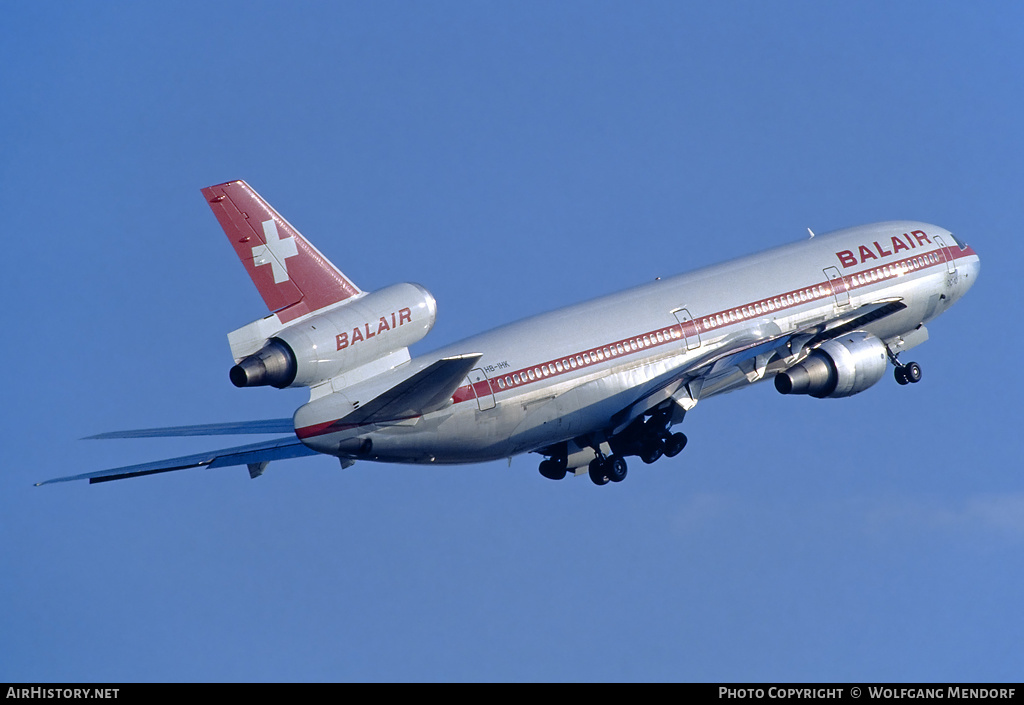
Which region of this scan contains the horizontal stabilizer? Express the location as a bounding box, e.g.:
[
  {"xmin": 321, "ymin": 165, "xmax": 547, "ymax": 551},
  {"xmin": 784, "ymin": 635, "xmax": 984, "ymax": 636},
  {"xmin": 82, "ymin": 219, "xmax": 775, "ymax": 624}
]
[
  {"xmin": 36, "ymin": 437, "xmax": 317, "ymax": 485},
  {"xmin": 84, "ymin": 418, "xmax": 295, "ymax": 439}
]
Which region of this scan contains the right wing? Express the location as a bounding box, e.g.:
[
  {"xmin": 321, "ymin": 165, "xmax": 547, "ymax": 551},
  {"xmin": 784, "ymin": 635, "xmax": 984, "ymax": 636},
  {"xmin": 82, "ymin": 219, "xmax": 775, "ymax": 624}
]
[
  {"xmin": 49, "ymin": 355, "xmax": 486, "ymax": 484},
  {"xmin": 37, "ymin": 436, "xmax": 317, "ymax": 486},
  {"xmin": 84, "ymin": 418, "xmax": 295, "ymax": 439}
]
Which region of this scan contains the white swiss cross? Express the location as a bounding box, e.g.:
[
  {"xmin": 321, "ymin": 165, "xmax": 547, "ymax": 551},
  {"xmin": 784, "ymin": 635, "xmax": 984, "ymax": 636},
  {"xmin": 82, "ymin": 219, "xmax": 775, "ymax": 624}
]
[{"xmin": 252, "ymin": 219, "xmax": 298, "ymax": 284}]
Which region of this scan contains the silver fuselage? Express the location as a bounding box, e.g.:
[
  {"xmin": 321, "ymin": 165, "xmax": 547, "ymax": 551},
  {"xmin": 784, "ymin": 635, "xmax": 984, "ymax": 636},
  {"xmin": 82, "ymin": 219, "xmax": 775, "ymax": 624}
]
[{"xmin": 295, "ymin": 221, "xmax": 979, "ymax": 464}]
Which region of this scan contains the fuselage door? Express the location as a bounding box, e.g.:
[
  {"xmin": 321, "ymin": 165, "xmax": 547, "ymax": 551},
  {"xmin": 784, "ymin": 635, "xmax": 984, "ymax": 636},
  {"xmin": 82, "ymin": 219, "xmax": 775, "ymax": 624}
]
[
  {"xmin": 822, "ymin": 267, "xmax": 851, "ymax": 309},
  {"xmin": 467, "ymin": 368, "xmax": 496, "ymax": 411},
  {"xmin": 672, "ymin": 308, "xmax": 701, "ymax": 351},
  {"xmin": 932, "ymin": 235, "xmax": 957, "ymax": 274}
]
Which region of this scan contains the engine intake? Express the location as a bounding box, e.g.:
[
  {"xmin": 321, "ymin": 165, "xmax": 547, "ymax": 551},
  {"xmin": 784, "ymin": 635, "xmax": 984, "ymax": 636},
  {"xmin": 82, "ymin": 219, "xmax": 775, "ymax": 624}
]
[{"xmin": 775, "ymin": 331, "xmax": 887, "ymax": 398}]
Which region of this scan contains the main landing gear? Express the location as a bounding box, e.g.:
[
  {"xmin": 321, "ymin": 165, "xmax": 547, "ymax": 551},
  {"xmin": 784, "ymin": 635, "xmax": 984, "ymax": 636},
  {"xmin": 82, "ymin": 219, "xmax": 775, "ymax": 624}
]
[
  {"xmin": 629, "ymin": 407, "xmax": 687, "ymax": 468},
  {"xmin": 538, "ymin": 408, "xmax": 689, "ymax": 486},
  {"xmin": 887, "ymin": 348, "xmax": 922, "ymax": 386},
  {"xmin": 588, "ymin": 454, "xmax": 627, "ymax": 486}
]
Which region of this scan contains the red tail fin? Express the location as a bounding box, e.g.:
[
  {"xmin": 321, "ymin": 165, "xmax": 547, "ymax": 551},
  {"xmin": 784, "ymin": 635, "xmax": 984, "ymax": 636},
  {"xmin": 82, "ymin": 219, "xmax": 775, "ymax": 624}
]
[{"xmin": 201, "ymin": 180, "xmax": 361, "ymax": 323}]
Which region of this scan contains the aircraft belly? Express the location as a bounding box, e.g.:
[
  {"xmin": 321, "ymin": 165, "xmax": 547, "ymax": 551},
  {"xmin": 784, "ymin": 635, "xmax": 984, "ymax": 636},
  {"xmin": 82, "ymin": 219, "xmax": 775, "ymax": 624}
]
[
  {"xmin": 302, "ymin": 399, "xmax": 522, "ymax": 464},
  {"xmin": 362, "ymin": 355, "xmax": 691, "ymax": 463}
]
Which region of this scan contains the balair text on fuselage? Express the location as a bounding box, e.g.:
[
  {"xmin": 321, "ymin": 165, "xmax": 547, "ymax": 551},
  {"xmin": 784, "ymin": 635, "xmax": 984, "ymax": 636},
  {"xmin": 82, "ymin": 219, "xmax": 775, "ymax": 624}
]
[{"xmin": 835, "ymin": 230, "xmax": 932, "ymax": 268}]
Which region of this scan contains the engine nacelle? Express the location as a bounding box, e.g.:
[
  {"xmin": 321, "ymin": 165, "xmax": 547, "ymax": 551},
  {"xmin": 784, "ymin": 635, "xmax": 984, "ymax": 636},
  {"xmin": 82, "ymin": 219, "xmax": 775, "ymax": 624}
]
[
  {"xmin": 230, "ymin": 282, "xmax": 437, "ymax": 389},
  {"xmin": 774, "ymin": 331, "xmax": 888, "ymax": 398}
]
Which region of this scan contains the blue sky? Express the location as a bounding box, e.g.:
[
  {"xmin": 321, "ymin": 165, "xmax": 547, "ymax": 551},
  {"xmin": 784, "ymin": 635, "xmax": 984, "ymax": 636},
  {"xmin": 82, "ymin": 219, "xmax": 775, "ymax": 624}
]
[{"xmin": 2, "ymin": 2, "xmax": 1021, "ymax": 682}]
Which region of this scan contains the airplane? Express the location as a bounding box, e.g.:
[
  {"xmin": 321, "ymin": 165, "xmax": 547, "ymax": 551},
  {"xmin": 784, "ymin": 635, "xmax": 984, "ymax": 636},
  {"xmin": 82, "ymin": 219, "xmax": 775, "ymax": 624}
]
[{"xmin": 38, "ymin": 180, "xmax": 980, "ymax": 486}]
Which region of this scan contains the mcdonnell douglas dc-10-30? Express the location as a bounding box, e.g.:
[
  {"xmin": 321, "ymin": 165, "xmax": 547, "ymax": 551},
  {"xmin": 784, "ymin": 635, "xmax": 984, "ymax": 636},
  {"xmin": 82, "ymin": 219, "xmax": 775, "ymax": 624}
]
[{"xmin": 39, "ymin": 181, "xmax": 979, "ymax": 486}]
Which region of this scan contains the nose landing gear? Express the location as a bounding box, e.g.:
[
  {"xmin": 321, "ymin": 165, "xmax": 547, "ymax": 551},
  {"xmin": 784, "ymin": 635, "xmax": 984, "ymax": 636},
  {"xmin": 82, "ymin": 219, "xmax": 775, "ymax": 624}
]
[
  {"xmin": 894, "ymin": 361, "xmax": 922, "ymax": 385},
  {"xmin": 887, "ymin": 347, "xmax": 922, "ymax": 386}
]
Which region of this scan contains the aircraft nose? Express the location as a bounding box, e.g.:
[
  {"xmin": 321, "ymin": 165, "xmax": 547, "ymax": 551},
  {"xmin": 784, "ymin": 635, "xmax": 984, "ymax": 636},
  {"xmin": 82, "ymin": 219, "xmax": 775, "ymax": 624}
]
[{"xmin": 959, "ymin": 248, "xmax": 980, "ymax": 293}]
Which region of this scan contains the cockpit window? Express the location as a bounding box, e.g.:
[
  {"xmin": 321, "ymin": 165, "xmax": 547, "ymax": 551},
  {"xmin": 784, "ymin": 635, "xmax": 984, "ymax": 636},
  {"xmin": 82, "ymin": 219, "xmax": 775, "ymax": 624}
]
[{"xmin": 950, "ymin": 233, "xmax": 968, "ymax": 250}]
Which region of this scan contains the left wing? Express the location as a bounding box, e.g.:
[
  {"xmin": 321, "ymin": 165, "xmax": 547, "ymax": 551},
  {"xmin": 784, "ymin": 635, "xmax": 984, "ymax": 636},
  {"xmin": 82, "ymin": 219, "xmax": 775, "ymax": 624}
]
[
  {"xmin": 296, "ymin": 353, "xmax": 483, "ymax": 438},
  {"xmin": 36, "ymin": 436, "xmax": 317, "ymax": 485},
  {"xmin": 341, "ymin": 353, "xmax": 483, "ymax": 424}
]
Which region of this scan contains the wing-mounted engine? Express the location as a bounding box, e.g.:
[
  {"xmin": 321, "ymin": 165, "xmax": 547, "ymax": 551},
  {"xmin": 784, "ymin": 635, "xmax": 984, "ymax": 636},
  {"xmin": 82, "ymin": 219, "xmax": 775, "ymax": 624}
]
[
  {"xmin": 774, "ymin": 331, "xmax": 887, "ymax": 398},
  {"xmin": 229, "ymin": 282, "xmax": 437, "ymax": 389}
]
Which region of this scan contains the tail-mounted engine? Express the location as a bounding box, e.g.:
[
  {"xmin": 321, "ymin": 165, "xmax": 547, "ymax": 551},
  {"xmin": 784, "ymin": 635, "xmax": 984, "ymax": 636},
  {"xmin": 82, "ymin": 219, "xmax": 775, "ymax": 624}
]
[
  {"xmin": 230, "ymin": 282, "xmax": 437, "ymax": 389},
  {"xmin": 774, "ymin": 331, "xmax": 887, "ymax": 398}
]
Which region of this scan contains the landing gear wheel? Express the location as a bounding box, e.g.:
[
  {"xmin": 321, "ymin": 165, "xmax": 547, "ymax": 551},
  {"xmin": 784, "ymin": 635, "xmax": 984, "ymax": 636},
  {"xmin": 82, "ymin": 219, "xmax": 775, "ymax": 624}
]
[
  {"xmin": 640, "ymin": 439, "xmax": 664, "ymax": 465},
  {"xmin": 538, "ymin": 459, "xmax": 567, "ymax": 481},
  {"xmin": 664, "ymin": 432, "xmax": 688, "ymax": 458},
  {"xmin": 606, "ymin": 456, "xmax": 628, "ymax": 483},
  {"xmin": 588, "ymin": 458, "xmax": 609, "ymax": 486},
  {"xmin": 904, "ymin": 361, "xmax": 922, "ymax": 384},
  {"xmin": 895, "ymin": 366, "xmax": 909, "ymax": 385},
  {"xmin": 895, "ymin": 362, "xmax": 921, "ymax": 386}
]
